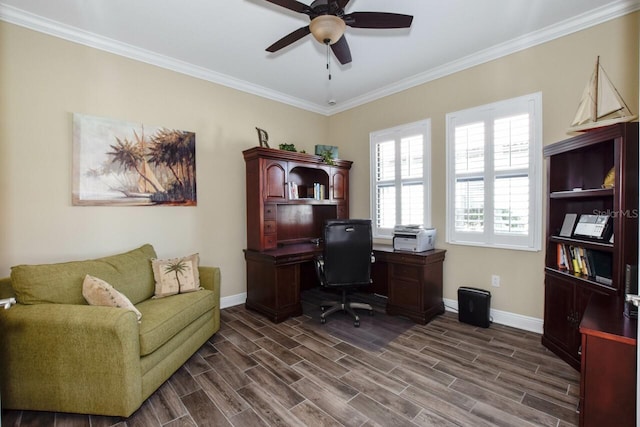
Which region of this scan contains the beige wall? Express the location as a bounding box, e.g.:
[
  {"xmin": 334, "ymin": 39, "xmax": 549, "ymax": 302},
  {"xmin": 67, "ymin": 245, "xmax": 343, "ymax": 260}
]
[
  {"xmin": 0, "ymin": 22, "xmax": 328, "ymax": 299},
  {"xmin": 329, "ymin": 13, "xmax": 639, "ymax": 318},
  {"xmin": 1, "ymin": 13, "xmax": 637, "ymax": 318}
]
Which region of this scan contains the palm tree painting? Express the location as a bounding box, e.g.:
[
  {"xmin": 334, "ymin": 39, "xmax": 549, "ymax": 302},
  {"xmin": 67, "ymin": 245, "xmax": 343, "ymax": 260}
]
[{"xmin": 72, "ymin": 113, "xmax": 196, "ymax": 206}]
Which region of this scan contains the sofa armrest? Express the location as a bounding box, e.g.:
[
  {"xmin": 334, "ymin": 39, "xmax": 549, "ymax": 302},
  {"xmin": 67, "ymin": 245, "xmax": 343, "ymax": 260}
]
[
  {"xmin": 198, "ymin": 266, "xmax": 221, "ymax": 333},
  {"xmin": 0, "ymin": 276, "xmax": 15, "ymax": 299},
  {"xmin": 198, "ymin": 266, "xmax": 220, "ymax": 298},
  {"xmin": 0, "ymin": 303, "xmax": 143, "ymax": 416}
]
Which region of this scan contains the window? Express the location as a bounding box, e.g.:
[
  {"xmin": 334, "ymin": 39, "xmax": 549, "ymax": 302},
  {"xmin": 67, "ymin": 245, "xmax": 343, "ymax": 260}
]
[
  {"xmin": 370, "ymin": 119, "xmax": 431, "ymax": 238},
  {"xmin": 446, "ymin": 93, "xmax": 542, "ymax": 251}
]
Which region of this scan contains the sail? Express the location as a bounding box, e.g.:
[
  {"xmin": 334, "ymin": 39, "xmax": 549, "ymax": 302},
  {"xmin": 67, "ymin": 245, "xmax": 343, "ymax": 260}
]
[
  {"xmin": 138, "ymin": 160, "xmax": 165, "ymax": 193},
  {"xmin": 135, "ymin": 127, "xmax": 165, "ymax": 194},
  {"xmin": 569, "ymin": 57, "xmax": 636, "ymax": 132}
]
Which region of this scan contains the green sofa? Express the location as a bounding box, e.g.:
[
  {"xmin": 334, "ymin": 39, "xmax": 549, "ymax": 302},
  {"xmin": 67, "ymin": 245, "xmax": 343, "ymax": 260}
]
[{"xmin": 0, "ymin": 244, "xmax": 220, "ymax": 417}]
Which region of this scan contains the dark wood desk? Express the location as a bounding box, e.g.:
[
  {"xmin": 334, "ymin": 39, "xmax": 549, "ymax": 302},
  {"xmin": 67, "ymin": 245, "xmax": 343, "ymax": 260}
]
[
  {"xmin": 243, "ymin": 244, "xmax": 446, "ymax": 324},
  {"xmin": 579, "ymin": 295, "xmax": 637, "ymax": 427}
]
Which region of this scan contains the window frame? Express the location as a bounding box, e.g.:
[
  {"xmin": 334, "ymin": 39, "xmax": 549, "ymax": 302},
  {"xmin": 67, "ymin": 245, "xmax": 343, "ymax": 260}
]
[
  {"xmin": 445, "ymin": 93, "xmax": 543, "ymax": 251},
  {"xmin": 369, "ymin": 119, "xmax": 432, "ymax": 239}
]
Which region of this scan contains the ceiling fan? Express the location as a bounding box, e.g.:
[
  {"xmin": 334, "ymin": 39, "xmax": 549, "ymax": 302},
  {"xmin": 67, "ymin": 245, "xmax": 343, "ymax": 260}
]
[{"xmin": 264, "ymin": 0, "xmax": 413, "ymax": 65}]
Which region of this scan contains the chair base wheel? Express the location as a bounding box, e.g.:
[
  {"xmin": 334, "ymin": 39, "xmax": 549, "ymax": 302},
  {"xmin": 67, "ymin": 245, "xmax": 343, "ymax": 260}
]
[{"xmin": 317, "ymin": 299, "xmax": 373, "ymax": 326}]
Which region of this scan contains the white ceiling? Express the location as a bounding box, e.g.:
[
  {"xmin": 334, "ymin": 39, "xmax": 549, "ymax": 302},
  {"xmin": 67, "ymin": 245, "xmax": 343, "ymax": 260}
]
[{"xmin": 1, "ymin": 0, "xmax": 638, "ymax": 115}]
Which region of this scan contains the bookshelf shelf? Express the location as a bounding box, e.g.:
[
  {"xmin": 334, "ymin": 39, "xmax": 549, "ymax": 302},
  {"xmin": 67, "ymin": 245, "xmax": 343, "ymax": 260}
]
[
  {"xmin": 549, "ymin": 188, "xmax": 613, "ymax": 199},
  {"xmin": 284, "ymin": 198, "xmax": 335, "ymax": 205},
  {"xmin": 549, "ymin": 236, "xmax": 613, "ymax": 252},
  {"xmin": 544, "ymin": 267, "xmax": 616, "ymax": 293},
  {"xmin": 542, "ymin": 123, "xmax": 638, "ymax": 371}
]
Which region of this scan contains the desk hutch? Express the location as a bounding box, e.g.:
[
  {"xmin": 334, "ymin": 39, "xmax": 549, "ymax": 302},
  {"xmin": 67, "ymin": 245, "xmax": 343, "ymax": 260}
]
[{"xmin": 242, "ymin": 147, "xmax": 445, "ymax": 324}]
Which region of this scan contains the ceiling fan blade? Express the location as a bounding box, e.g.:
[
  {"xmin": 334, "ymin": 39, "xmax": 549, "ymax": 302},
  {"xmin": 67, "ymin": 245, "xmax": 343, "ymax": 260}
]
[
  {"xmin": 264, "ymin": 0, "xmax": 312, "ymax": 14},
  {"xmin": 266, "ymin": 26, "xmax": 311, "ymax": 52},
  {"xmin": 336, "ymin": 0, "xmax": 351, "ymax": 9},
  {"xmin": 331, "ymin": 35, "xmax": 352, "ymax": 65},
  {"xmin": 344, "ymin": 12, "xmax": 413, "ymax": 29}
]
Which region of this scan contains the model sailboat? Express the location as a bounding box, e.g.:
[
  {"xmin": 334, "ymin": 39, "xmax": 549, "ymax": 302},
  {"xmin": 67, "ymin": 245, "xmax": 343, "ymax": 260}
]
[{"xmin": 568, "ymin": 56, "xmax": 637, "ymax": 133}]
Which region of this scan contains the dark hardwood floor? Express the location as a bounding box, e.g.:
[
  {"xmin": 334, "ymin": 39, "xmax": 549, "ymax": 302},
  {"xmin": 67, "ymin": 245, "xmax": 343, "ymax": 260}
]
[{"xmin": 2, "ymin": 291, "xmax": 580, "ymax": 426}]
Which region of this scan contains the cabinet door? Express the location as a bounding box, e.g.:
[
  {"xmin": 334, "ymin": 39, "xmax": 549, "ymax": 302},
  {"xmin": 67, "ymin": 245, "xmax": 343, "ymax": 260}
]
[
  {"xmin": 263, "ymin": 160, "xmax": 287, "ymax": 200},
  {"xmin": 581, "ymin": 334, "xmax": 637, "ymax": 427},
  {"xmin": 388, "ymin": 263, "xmax": 422, "ymax": 311},
  {"xmin": 543, "ymin": 274, "xmax": 575, "ymax": 355},
  {"xmin": 331, "ymin": 168, "xmax": 348, "ymax": 202}
]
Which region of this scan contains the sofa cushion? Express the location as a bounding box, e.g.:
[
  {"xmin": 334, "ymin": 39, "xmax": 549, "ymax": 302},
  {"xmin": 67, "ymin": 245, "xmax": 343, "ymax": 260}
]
[
  {"xmin": 136, "ymin": 289, "xmax": 216, "ymax": 356},
  {"xmin": 10, "ymin": 244, "xmax": 157, "ymax": 305},
  {"xmin": 151, "ymin": 253, "xmax": 201, "ymax": 298},
  {"xmin": 82, "ymin": 274, "xmax": 142, "ymax": 322}
]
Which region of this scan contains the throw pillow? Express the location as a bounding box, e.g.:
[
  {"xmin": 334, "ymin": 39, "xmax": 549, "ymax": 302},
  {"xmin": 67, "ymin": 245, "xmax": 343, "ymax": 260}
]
[
  {"xmin": 151, "ymin": 253, "xmax": 201, "ymax": 298},
  {"xmin": 82, "ymin": 274, "xmax": 142, "ymax": 322}
]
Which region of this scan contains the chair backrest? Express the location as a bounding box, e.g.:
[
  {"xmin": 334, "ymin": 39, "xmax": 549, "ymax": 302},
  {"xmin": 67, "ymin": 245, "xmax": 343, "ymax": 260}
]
[{"xmin": 321, "ymin": 219, "xmax": 372, "ymax": 287}]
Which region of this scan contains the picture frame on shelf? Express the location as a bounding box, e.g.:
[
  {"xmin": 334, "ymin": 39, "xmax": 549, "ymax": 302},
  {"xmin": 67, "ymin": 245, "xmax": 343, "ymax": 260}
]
[{"xmin": 559, "ymin": 213, "xmax": 578, "ymax": 237}]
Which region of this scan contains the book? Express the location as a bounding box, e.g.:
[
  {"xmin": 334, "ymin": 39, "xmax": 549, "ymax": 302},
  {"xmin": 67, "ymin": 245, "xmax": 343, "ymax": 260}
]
[
  {"xmin": 624, "ymin": 264, "xmax": 638, "ymax": 318},
  {"xmin": 287, "ymin": 181, "xmax": 299, "ymax": 199},
  {"xmin": 556, "ymin": 243, "xmax": 565, "ymax": 269}
]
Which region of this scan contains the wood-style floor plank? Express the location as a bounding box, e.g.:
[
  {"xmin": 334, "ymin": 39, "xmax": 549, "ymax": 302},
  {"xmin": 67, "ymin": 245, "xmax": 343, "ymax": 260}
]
[{"xmin": 1, "ymin": 292, "xmax": 580, "ymax": 427}]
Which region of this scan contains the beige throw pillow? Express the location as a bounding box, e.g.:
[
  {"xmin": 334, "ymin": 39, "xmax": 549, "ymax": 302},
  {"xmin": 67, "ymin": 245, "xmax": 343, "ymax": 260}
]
[
  {"xmin": 82, "ymin": 274, "xmax": 142, "ymax": 322},
  {"xmin": 151, "ymin": 253, "xmax": 201, "ymax": 298}
]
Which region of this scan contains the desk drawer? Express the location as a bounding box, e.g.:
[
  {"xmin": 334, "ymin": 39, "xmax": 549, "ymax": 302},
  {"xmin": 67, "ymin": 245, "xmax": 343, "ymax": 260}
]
[
  {"xmin": 264, "ymin": 220, "xmax": 277, "ymax": 235},
  {"xmin": 264, "ymin": 204, "xmax": 277, "ymax": 220},
  {"xmin": 390, "ymin": 263, "xmax": 420, "ymax": 283},
  {"xmin": 264, "ymin": 234, "xmax": 277, "ymax": 249}
]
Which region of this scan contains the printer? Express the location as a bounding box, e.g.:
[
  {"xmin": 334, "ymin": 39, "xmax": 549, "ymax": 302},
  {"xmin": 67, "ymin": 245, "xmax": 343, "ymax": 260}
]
[{"xmin": 393, "ymin": 225, "xmax": 436, "ymax": 252}]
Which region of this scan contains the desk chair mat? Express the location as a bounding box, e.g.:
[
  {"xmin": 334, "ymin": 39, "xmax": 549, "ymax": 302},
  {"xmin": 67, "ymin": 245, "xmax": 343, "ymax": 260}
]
[{"xmin": 300, "ymin": 288, "xmax": 415, "ymax": 352}]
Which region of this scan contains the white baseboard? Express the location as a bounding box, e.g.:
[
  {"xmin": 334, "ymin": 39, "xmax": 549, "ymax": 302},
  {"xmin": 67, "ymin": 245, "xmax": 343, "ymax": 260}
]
[
  {"xmin": 443, "ymin": 298, "xmax": 543, "ymax": 334},
  {"xmin": 220, "ymin": 292, "xmax": 543, "ymax": 334},
  {"xmin": 221, "ymin": 292, "xmax": 246, "ymax": 309}
]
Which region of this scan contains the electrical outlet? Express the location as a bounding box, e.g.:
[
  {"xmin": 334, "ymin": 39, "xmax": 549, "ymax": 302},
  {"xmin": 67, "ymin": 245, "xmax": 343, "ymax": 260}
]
[{"xmin": 491, "ymin": 275, "xmax": 500, "ymax": 287}]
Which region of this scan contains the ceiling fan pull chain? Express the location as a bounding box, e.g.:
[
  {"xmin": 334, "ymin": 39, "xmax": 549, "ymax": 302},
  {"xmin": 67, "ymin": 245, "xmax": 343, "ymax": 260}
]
[{"xmin": 326, "ymin": 41, "xmax": 332, "ymax": 80}]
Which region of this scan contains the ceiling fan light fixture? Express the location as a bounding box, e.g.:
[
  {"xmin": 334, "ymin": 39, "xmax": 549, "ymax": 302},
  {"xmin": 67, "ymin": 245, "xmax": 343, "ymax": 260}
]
[{"xmin": 309, "ymin": 15, "xmax": 346, "ymax": 45}]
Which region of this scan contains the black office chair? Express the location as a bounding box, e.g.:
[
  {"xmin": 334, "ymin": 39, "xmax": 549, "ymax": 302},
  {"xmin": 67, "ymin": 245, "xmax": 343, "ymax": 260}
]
[{"xmin": 314, "ymin": 219, "xmax": 375, "ymax": 327}]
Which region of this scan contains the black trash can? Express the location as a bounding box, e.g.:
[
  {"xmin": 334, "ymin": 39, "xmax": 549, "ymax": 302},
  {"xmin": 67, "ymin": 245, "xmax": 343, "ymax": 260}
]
[{"xmin": 458, "ymin": 287, "xmax": 491, "ymax": 328}]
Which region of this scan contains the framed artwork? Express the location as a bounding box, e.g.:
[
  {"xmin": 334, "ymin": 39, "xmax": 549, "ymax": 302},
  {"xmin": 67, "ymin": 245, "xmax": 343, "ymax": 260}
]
[{"xmin": 72, "ymin": 113, "xmax": 197, "ymax": 206}]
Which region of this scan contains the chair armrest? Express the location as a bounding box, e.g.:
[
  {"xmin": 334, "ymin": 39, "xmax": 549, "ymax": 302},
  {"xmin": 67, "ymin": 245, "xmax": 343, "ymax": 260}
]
[
  {"xmin": 314, "ymin": 256, "xmax": 325, "ymax": 285},
  {"xmin": 0, "ymin": 303, "xmax": 142, "ymax": 414}
]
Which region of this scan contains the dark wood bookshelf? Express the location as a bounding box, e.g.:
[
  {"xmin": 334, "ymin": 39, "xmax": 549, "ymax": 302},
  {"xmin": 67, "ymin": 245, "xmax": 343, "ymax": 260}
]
[{"xmin": 542, "ymin": 122, "xmax": 638, "ymax": 372}]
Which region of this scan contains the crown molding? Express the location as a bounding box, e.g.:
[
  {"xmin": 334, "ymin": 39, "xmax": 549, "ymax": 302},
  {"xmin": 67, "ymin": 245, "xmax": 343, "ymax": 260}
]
[
  {"xmin": 330, "ymin": 0, "xmax": 640, "ymax": 114},
  {"xmin": 0, "ymin": 3, "xmax": 330, "ymax": 115},
  {"xmin": 1, "ymin": 1, "xmax": 637, "ymax": 117}
]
